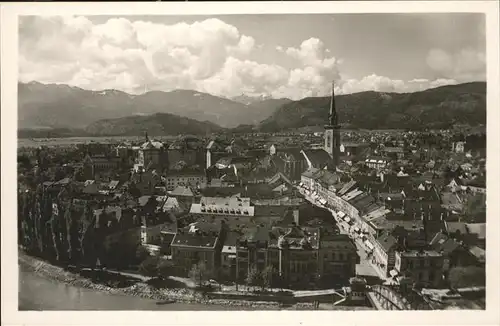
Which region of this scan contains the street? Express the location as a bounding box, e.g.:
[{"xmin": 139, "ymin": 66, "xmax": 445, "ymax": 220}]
[{"xmin": 297, "ymin": 187, "xmax": 385, "ymax": 284}]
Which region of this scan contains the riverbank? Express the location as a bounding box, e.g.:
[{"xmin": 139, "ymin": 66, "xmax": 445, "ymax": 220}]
[{"xmin": 18, "ymin": 253, "xmax": 312, "ymax": 310}]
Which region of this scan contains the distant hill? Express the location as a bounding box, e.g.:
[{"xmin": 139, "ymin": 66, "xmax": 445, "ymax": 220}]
[
  {"xmin": 18, "ymin": 127, "xmax": 90, "ymax": 139},
  {"xmin": 231, "ymin": 94, "xmax": 273, "ymax": 105},
  {"xmin": 84, "ymin": 113, "xmax": 223, "ymax": 136},
  {"xmin": 249, "ymin": 98, "xmax": 293, "ymax": 119},
  {"xmin": 258, "ymin": 82, "xmax": 486, "ymax": 132},
  {"xmin": 18, "ymin": 82, "xmax": 278, "ymax": 129}
]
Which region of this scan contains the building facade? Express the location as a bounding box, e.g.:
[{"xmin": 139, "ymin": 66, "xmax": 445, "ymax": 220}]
[{"xmin": 394, "ymin": 250, "xmax": 444, "ymax": 287}]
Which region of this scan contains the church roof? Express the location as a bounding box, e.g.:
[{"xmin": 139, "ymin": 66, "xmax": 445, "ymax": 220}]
[
  {"xmin": 317, "ymin": 170, "xmax": 339, "ymax": 186},
  {"xmin": 141, "ymin": 140, "xmax": 163, "ymax": 149},
  {"xmin": 301, "ymin": 167, "xmax": 320, "ymax": 179},
  {"xmin": 301, "ymin": 149, "xmax": 332, "ymax": 169}
]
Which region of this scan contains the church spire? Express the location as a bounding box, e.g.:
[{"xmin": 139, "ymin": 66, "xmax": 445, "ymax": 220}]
[
  {"xmin": 324, "ymin": 80, "xmax": 340, "ymax": 171},
  {"xmin": 329, "ymin": 81, "xmax": 337, "ymax": 127}
]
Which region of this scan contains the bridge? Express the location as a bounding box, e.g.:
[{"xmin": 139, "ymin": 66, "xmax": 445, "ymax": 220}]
[
  {"xmin": 294, "ymin": 288, "xmax": 348, "ymax": 306},
  {"xmin": 366, "ymin": 285, "xmax": 432, "ymax": 310}
]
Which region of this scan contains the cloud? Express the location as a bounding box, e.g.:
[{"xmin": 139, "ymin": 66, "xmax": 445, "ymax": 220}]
[
  {"xmin": 19, "ymin": 16, "xmax": 473, "ymax": 101},
  {"xmin": 339, "ymin": 75, "xmax": 460, "ymax": 94},
  {"xmin": 426, "ymin": 48, "xmax": 486, "ymax": 81},
  {"xmin": 19, "ymin": 16, "xmax": 254, "ymax": 94},
  {"xmin": 199, "ymin": 56, "xmax": 289, "ymax": 97},
  {"xmin": 280, "ymin": 38, "xmax": 342, "ymax": 99}
]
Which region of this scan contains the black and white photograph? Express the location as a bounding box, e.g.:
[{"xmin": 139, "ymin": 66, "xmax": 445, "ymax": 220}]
[{"xmin": 1, "ymin": 1, "xmax": 499, "ymax": 324}]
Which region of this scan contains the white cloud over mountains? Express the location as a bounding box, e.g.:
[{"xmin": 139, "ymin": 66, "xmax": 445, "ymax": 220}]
[{"xmin": 19, "ymin": 16, "xmax": 486, "ymax": 100}]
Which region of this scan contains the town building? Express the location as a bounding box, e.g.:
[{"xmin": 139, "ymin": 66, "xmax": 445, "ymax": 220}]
[
  {"xmin": 137, "ymin": 135, "xmax": 167, "ymax": 171},
  {"xmin": 170, "ymin": 222, "xmax": 225, "ymax": 275},
  {"xmin": 82, "ymin": 154, "xmax": 121, "ymax": 179},
  {"xmin": 394, "ymin": 250, "xmax": 444, "ymax": 287},
  {"xmin": 168, "ymin": 135, "xmax": 206, "ymax": 170},
  {"xmin": 165, "ymin": 168, "xmax": 207, "ymax": 191}
]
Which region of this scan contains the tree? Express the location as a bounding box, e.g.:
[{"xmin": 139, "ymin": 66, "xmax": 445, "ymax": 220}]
[
  {"xmin": 18, "ymin": 191, "xmax": 26, "ymax": 247},
  {"xmin": 50, "ymin": 201, "xmax": 65, "ymax": 262},
  {"xmin": 262, "ymin": 265, "xmax": 276, "ymax": 290},
  {"xmin": 448, "ymin": 266, "xmax": 485, "ymax": 289},
  {"xmin": 464, "ymin": 193, "xmax": 486, "ymax": 220},
  {"xmin": 79, "ymin": 203, "xmax": 96, "ymax": 267},
  {"xmin": 18, "ymin": 154, "xmax": 33, "ymax": 170},
  {"xmin": 135, "ymin": 245, "xmax": 151, "ymax": 264},
  {"xmin": 158, "ymin": 260, "xmax": 174, "ymax": 278},
  {"xmin": 245, "ymin": 265, "xmax": 262, "ymax": 289},
  {"xmin": 65, "ymin": 202, "xmax": 80, "ymax": 263},
  {"xmin": 189, "ymin": 261, "xmax": 211, "ymax": 287},
  {"xmin": 128, "ymin": 182, "xmax": 141, "ymax": 198},
  {"xmin": 139, "ymin": 256, "xmax": 160, "ymax": 277}
]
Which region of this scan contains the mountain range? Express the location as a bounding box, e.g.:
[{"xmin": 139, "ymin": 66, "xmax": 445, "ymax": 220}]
[
  {"xmin": 85, "ymin": 113, "xmax": 222, "ymax": 136},
  {"xmin": 18, "ymin": 81, "xmax": 486, "ymax": 136},
  {"xmin": 18, "ymin": 82, "xmax": 282, "ymax": 129},
  {"xmin": 259, "ymin": 82, "xmax": 486, "ymax": 131}
]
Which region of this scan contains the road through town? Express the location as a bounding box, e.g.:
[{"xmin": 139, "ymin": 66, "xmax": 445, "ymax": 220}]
[{"xmin": 297, "ymin": 188, "xmax": 386, "ymax": 283}]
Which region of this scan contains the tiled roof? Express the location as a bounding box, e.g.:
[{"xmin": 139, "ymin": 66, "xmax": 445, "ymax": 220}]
[
  {"xmin": 141, "ymin": 140, "xmax": 164, "ymax": 149},
  {"xmin": 242, "ymin": 167, "xmax": 276, "ymax": 182},
  {"xmin": 170, "ymin": 186, "xmax": 195, "ymax": 197},
  {"xmin": 223, "ymin": 230, "xmax": 241, "ymax": 247},
  {"xmin": 278, "ymin": 204, "xmax": 334, "ymax": 228},
  {"xmin": 279, "ymin": 226, "xmax": 321, "ymax": 249},
  {"xmin": 171, "ymin": 232, "xmax": 218, "ymax": 248},
  {"xmin": 241, "ymin": 226, "xmax": 271, "ymax": 243},
  {"xmin": 363, "ymin": 206, "xmax": 390, "ymax": 221},
  {"xmin": 338, "ymin": 180, "xmax": 357, "ymax": 196},
  {"xmin": 268, "ymin": 172, "xmax": 292, "ymax": 187},
  {"xmin": 430, "ymin": 234, "xmax": 461, "ymax": 255},
  {"xmin": 108, "ymin": 180, "xmax": 120, "ymax": 189},
  {"xmin": 468, "ymin": 246, "xmax": 485, "ymax": 262},
  {"xmin": 55, "ymin": 177, "xmax": 71, "ymax": 185},
  {"xmin": 200, "ymin": 196, "xmax": 251, "ymax": 207},
  {"xmin": 301, "ymin": 149, "xmax": 332, "ymax": 169},
  {"xmin": 342, "ymin": 142, "xmax": 369, "ymax": 148},
  {"xmin": 375, "ymin": 232, "xmax": 398, "ymax": 253},
  {"xmin": 277, "ymin": 147, "xmax": 303, "ymax": 159},
  {"xmin": 167, "ymin": 165, "xmax": 205, "ymax": 176},
  {"xmin": 201, "ymin": 187, "xmax": 242, "ymax": 197},
  {"xmin": 254, "ymin": 205, "xmax": 290, "ymax": 218},
  {"xmin": 82, "ymin": 183, "xmax": 100, "ymax": 194},
  {"xmin": 382, "ymin": 147, "xmax": 404, "ymax": 153},
  {"xmin": 349, "ymin": 194, "xmax": 376, "ymax": 213},
  {"xmin": 301, "ymin": 167, "xmax": 320, "ymax": 179},
  {"xmin": 465, "ymin": 223, "xmax": 486, "ymax": 239},
  {"xmin": 342, "ymin": 189, "xmax": 364, "ymax": 201},
  {"xmin": 241, "ymin": 184, "xmax": 276, "ymax": 199},
  {"xmin": 317, "ymin": 170, "xmax": 339, "ymax": 186},
  {"xmin": 429, "ymin": 232, "xmax": 448, "ymax": 246},
  {"xmin": 370, "ymin": 218, "xmax": 424, "ymax": 232}
]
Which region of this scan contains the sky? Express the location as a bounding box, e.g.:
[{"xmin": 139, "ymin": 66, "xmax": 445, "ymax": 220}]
[{"xmin": 18, "ymin": 14, "xmax": 486, "ymax": 100}]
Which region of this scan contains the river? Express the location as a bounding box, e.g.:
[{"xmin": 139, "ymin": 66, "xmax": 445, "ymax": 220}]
[{"xmin": 18, "ymin": 267, "xmax": 252, "ymax": 311}]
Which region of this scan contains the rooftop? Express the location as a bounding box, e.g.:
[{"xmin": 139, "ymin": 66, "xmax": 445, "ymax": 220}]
[
  {"xmin": 399, "ymin": 250, "xmax": 442, "ymax": 258},
  {"xmin": 171, "ymin": 232, "xmax": 218, "ymax": 249},
  {"xmin": 190, "ymin": 203, "xmax": 255, "ymax": 217}
]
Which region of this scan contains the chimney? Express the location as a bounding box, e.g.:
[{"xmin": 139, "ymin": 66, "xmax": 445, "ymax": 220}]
[{"xmin": 293, "ymin": 209, "xmax": 300, "ymax": 226}]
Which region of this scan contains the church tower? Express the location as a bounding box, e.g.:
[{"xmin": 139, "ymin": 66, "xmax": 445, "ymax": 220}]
[{"xmin": 324, "ymin": 81, "xmax": 341, "ymax": 170}]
